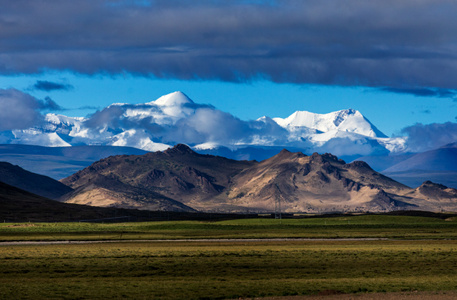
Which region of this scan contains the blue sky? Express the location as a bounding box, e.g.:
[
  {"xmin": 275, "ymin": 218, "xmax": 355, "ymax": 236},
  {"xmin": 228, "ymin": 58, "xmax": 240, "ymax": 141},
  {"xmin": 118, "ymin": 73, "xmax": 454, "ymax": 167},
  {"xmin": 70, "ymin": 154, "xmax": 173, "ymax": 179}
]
[
  {"xmin": 1, "ymin": 0, "xmax": 457, "ymax": 141},
  {"xmin": 1, "ymin": 72, "xmax": 455, "ymax": 137}
]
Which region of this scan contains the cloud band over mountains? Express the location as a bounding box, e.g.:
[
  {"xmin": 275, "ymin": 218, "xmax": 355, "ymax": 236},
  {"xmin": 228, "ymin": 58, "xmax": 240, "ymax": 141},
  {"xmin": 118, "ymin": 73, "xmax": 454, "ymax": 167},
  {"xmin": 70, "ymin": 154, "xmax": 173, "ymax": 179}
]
[
  {"xmin": 0, "ymin": 87, "xmax": 454, "ymax": 154},
  {"xmin": 0, "ymin": 89, "xmax": 62, "ymax": 131},
  {"xmin": 1, "ymin": 0, "xmax": 457, "ymax": 94}
]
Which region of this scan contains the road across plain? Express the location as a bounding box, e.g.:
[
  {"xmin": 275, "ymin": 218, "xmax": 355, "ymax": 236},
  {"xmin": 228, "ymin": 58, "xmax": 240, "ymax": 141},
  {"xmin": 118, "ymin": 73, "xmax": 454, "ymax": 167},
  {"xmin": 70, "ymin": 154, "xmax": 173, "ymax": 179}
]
[{"xmin": 0, "ymin": 237, "xmax": 391, "ymax": 245}]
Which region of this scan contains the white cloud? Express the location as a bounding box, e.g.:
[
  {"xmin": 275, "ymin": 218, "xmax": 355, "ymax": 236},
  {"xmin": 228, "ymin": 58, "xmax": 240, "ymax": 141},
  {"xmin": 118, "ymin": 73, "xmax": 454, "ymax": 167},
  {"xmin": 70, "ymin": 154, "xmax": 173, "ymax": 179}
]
[{"xmin": 402, "ymin": 122, "xmax": 457, "ymax": 152}]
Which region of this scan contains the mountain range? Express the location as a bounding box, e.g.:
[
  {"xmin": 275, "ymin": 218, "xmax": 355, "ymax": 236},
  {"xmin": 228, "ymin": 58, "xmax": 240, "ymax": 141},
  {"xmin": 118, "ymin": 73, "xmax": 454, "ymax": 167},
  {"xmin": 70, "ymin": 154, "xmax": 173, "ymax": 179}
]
[
  {"xmin": 58, "ymin": 144, "xmax": 457, "ymax": 213},
  {"xmin": 0, "ymin": 91, "xmax": 406, "ymax": 158},
  {"xmin": 0, "ymin": 144, "xmax": 147, "ymax": 179},
  {"xmin": 357, "ymin": 142, "xmax": 457, "ymax": 189},
  {"xmin": 0, "ymin": 91, "xmax": 456, "ymax": 190}
]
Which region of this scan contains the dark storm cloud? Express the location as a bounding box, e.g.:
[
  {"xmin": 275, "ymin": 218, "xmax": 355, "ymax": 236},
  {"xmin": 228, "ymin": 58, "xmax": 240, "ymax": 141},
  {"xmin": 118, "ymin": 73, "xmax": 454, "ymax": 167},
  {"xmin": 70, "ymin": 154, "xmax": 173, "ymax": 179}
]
[
  {"xmin": 2, "ymin": 0, "xmax": 457, "ymax": 90},
  {"xmin": 379, "ymin": 87, "xmax": 457, "ymax": 98},
  {"xmin": 33, "ymin": 80, "xmax": 74, "ymax": 92},
  {"xmin": 402, "ymin": 122, "xmax": 457, "ymax": 152}
]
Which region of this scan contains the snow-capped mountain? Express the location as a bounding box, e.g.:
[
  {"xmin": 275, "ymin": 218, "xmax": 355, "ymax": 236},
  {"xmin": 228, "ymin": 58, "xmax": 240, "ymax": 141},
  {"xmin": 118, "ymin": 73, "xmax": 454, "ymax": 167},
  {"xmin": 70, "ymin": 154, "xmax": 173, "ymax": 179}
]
[
  {"xmin": 0, "ymin": 91, "xmax": 407, "ymax": 157},
  {"xmin": 273, "ymin": 109, "xmax": 386, "ymax": 138}
]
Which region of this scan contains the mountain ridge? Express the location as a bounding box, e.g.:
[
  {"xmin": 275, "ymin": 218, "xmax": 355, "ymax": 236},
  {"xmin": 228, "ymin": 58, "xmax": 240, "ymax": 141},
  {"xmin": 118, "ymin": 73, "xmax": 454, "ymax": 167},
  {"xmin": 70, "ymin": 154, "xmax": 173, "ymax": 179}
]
[
  {"xmin": 0, "ymin": 161, "xmax": 72, "ymax": 199},
  {"xmin": 358, "ymin": 142, "xmax": 457, "ymax": 189},
  {"xmin": 273, "ymin": 108, "xmax": 387, "ymax": 138},
  {"xmin": 60, "ymin": 144, "xmax": 457, "ymax": 213},
  {"xmin": 384, "ymin": 142, "xmax": 457, "ymax": 173},
  {"xmin": 0, "ymin": 144, "xmax": 148, "ymax": 179}
]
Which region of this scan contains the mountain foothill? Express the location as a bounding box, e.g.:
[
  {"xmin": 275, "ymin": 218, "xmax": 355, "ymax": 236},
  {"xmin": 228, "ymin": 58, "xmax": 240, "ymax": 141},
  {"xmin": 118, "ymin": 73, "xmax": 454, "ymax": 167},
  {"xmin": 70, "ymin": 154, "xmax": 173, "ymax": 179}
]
[
  {"xmin": 58, "ymin": 144, "xmax": 457, "ymax": 213},
  {"xmin": 2, "ymin": 144, "xmax": 455, "ymax": 218}
]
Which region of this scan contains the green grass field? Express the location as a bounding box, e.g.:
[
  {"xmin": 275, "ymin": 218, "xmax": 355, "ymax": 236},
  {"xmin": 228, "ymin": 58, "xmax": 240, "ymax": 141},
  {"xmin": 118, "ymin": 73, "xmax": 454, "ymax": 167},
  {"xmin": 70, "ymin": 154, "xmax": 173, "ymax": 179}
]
[
  {"xmin": 2, "ymin": 215, "xmax": 457, "ymax": 299},
  {"xmin": 1, "ymin": 214, "xmax": 457, "ymax": 241},
  {"xmin": 1, "ymin": 240, "xmax": 457, "ymax": 299}
]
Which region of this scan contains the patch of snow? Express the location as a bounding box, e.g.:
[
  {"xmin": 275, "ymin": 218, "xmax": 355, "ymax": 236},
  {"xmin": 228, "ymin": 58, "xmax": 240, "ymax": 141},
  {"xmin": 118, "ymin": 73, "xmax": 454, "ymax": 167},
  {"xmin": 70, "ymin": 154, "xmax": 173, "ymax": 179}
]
[
  {"xmin": 110, "ymin": 129, "xmax": 170, "ymax": 151},
  {"xmin": 12, "ymin": 131, "xmax": 71, "ymax": 147},
  {"xmin": 376, "ymin": 137, "xmax": 407, "ymax": 153},
  {"xmin": 108, "ymin": 102, "xmax": 129, "ymax": 107},
  {"xmin": 152, "ymin": 91, "xmax": 193, "ymax": 106}
]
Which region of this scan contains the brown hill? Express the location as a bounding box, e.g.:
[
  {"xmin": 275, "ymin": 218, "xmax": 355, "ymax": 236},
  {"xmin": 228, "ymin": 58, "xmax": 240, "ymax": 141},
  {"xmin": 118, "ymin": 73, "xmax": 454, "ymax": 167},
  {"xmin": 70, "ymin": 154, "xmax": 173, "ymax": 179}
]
[
  {"xmin": 226, "ymin": 150, "xmax": 414, "ymax": 213},
  {"xmin": 0, "ymin": 180, "xmax": 122, "ymax": 222},
  {"xmin": 0, "ymin": 161, "xmax": 72, "ymax": 199},
  {"xmin": 60, "ymin": 144, "xmax": 457, "ymax": 213},
  {"xmin": 60, "ymin": 144, "xmax": 254, "ymax": 211},
  {"xmin": 0, "ymin": 180, "xmax": 252, "ymax": 222},
  {"xmin": 402, "ymin": 181, "xmax": 457, "ymax": 212}
]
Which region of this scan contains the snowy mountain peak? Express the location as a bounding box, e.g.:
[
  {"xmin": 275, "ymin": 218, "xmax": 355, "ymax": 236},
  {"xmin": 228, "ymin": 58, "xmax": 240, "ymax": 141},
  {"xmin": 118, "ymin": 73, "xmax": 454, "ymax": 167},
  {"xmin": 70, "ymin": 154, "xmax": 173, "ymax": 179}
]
[
  {"xmin": 272, "ymin": 108, "xmax": 386, "ymax": 138},
  {"xmin": 1, "ymin": 91, "xmax": 407, "ymax": 158},
  {"xmin": 152, "ymin": 91, "xmax": 193, "ymax": 106}
]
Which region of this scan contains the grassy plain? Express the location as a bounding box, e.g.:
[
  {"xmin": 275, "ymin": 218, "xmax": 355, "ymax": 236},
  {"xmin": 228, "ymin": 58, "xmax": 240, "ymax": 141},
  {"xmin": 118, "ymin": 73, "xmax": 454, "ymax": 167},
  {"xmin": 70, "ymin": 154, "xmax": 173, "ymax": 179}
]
[
  {"xmin": 1, "ymin": 240, "xmax": 457, "ymax": 299},
  {"xmin": 1, "ymin": 214, "xmax": 457, "ymax": 241},
  {"xmin": 2, "ymin": 215, "xmax": 457, "ymax": 299}
]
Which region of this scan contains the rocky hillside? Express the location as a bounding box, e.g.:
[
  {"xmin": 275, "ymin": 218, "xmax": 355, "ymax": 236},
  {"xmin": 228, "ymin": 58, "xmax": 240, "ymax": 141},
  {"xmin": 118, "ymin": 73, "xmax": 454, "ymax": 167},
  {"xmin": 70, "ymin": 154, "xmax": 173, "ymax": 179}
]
[
  {"xmin": 60, "ymin": 144, "xmax": 457, "ymax": 213},
  {"xmin": 60, "ymin": 144, "xmax": 254, "ymax": 211},
  {"xmin": 226, "ymin": 149, "xmax": 414, "ymax": 213}
]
